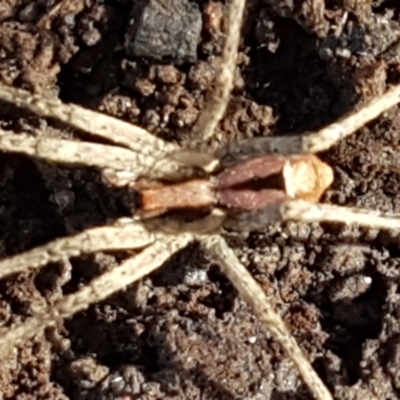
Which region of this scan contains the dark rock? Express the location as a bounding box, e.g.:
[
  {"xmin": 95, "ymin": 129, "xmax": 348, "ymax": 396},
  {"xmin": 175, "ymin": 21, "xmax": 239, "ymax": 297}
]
[{"xmin": 125, "ymin": 0, "xmax": 202, "ymax": 64}]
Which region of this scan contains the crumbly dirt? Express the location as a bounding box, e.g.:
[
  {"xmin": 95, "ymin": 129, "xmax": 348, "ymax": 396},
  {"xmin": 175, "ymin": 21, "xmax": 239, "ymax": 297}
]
[{"xmin": 1, "ymin": 0, "xmax": 400, "ymax": 399}]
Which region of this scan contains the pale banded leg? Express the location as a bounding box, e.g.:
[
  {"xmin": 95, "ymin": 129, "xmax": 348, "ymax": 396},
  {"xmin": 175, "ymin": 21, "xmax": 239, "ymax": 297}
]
[
  {"xmin": 225, "ymin": 200, "xmax": 400, "ymax": 232},
  {"xmin": 221, "ymin": 83, "xmax": 400, "ymax": 164},
  {"xmin": 0, "ymin": 130, "xmax": 151, "ymax": 176},
  {"xmin": 191, "ymin": 0, "xmax": 246, "ymax": 142},
  {"xmin": 0, "ymin": 130, "xmax": 195, "ymax": 180},
  {"xmin": 282, "ymin": 200, "xmax": 400, "ymax": 230},
  {"xmin": 0, "ymin": 218, "xmax": 156, "ymax": 280},
  {"xmin": 0, "ymin": 232, "xmax": 193, "ymax": 356},
  {"xmin": 202, "ymin": 235, "xmax": 333, "ymax": 400},
  {"xmin": 0, "ymin": 82, "xmax": 172, "ymax": 155},
  {"xmin": 0, "ymin": 85, "xmax": 219, "ymax": 178}
]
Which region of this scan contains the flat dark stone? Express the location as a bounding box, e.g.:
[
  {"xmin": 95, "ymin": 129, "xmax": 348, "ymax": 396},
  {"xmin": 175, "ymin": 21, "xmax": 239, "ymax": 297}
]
[{"xmin": 125, "ymin": 0, "xmax": 202, "ymax": 65}]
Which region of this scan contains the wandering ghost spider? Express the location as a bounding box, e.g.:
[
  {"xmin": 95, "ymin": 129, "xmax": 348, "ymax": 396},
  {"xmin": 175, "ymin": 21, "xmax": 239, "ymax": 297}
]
[{"xmin": 2, "ymin": 0, "xmax": 400, "ymax": 399}]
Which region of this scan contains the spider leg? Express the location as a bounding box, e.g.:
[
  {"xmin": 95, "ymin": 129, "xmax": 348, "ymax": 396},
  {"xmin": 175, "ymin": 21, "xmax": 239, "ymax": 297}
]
[
  {"xmin": 0, "ymin": 128, "xmax": 199, "ymax": 180},
  {"xmin": 301, "ymin": 83, "xmax": 400, "ymax": 154},
  {"xmin": 220, "ymin": 83, "xmax": 400, "ymax": 164},
  {"xmin": 0, "ymin": 84, "xmax": 220, "ymax": 177},
  {"xmin": 0, "ymin": 82, "xmax": 172, "ymax": 155},
  {"xmin": 0, "ymin": 218, "xmax": 156, "ymax": 281},
  {"xmin": 0, "ymin": 130, "xmax": 156, "ymax": 176},
  {"xmin": 281, "ymin": 200, "xmax": 400, "ymax": 230},
  {"xmin": 190, "ymin": 0, "xmax": 246, "ymax": 144},
  {"xmin": 224, "ymin": 200, "xmax": 400, "ymax": 232},
  {"xmin": 202, "ymin": 235, "xmax": 333, "ymax": 400},
  {"xmin": 0, "ymin": 233, "xmax": 193, "ymax": 356}
]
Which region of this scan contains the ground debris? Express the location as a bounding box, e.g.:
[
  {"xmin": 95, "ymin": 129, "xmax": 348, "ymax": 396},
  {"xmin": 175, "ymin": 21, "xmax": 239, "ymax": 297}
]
[{"xmin": 125, "ymin": 0, "xmax": 202, "ymax": 65}]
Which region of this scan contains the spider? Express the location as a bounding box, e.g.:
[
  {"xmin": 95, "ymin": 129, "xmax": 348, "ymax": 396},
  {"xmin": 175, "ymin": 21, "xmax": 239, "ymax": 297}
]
[{"xmin": 1, "ymin": 0, "xmax": 400, "ymax": 399}]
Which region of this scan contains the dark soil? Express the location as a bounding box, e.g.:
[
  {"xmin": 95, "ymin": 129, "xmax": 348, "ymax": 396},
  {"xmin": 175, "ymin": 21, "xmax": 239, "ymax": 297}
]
[{"xmin": 1, "ymin": 0, "xmax": 400, "ymax": 399}]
